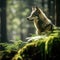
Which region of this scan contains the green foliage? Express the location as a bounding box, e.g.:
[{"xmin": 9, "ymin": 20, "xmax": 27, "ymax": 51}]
[
  {"xmin": 0, "ymin": 39, "xmax": 27, "ymax": 60},
  {"xmin": 12, "ymin": 40, "xmax": 45, "ymax": 60},
  {"xmin": 46, "ymin": 31, "xmax": 60, "ymax": 59},
  {"xmin": 0, "ymin": 28, "xmax": 60, "ymax": 60},
  {"xmin": 12, "ymin": 28, "xmax": 60, "ymax": 60},
  {"xmin": 0, "ymin": 39, "xmax": 23, "ymax": 51}
]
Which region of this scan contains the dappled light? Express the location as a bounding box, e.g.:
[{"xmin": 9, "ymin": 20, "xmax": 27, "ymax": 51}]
[{"xmin": 0, "ymin": 0, "xmax": 60, "ymax": 60}]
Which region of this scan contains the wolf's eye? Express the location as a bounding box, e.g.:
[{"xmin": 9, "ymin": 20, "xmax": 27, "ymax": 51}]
[{"xmin": 33, "ymin": 12, "xmax": 38, "ymax": 17}]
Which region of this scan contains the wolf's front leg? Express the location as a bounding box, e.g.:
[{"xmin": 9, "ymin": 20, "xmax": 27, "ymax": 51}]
[{"xmin": 36, "ymin": 30, "xmax": 41, "ymax": 35}]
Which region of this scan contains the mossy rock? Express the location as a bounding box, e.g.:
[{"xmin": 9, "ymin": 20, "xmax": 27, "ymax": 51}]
[
  {"xmin": 12, "ymin": 28, "xmax": 60, "ymax": 60},
  {"xmin": 12, "ymin": 40, "xmax": 45, "ymax": 60},
  {"xmin": 46, "ymin": 31, "xmax": 60, "ymax": 60}
]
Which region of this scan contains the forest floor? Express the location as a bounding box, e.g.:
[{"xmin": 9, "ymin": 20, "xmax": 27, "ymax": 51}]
[{"xmin": 0, "ymin": 27, "xmax": 60, "ymax": 60}]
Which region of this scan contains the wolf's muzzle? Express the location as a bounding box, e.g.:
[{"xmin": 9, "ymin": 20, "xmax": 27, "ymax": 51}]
[{"xmin": 27, "ymin": 17, "xmax": 33, "ymax": 21}]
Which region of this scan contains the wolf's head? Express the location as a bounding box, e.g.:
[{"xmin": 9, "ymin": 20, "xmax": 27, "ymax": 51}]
[
  {"xmin": 27, "ymin": 6, "xmax": 40, "ymax": 21},
  {"xmin": 27, "ymin": 6, "xmax": 51, "ymax": 24}
]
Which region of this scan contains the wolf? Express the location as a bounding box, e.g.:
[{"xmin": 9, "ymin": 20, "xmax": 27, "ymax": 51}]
[{"xmin": 27, "ymin": 6, "xmax": 54, "ymax": 35}]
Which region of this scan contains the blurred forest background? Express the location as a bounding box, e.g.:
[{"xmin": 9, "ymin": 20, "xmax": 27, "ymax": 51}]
[{"xmin": 0, "ymin": 0, "xmax": 60, "ymax": 42}]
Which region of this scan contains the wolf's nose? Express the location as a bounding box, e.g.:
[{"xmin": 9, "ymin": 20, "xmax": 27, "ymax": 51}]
[{"xmin": 27, "ymin": 17, "xmax": 29, "ymax": 20}]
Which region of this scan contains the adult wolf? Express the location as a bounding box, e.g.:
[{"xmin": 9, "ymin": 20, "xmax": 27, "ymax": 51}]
[{"xmin": 27, "ymin": 6, "xmax": 54, "ymax": 35}]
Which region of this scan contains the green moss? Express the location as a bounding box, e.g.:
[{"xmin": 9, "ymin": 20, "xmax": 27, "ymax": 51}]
[
  {"xmin": 12, "ymin": 40, "xmax": 45, "ymax": 60},
  {"xmin": 46, "ymin": 33, "xmax": 60, "ymax": 59},
  {"xmin": 12, "ymin": 28, "xmax": 60, "ymax": 60},
  {"xmin": 1, "ymin": 28, "xmax": 60, "ymax": 60}
]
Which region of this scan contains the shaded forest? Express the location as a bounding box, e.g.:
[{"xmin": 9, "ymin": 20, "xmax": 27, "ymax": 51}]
[{"xmin": 0, "ymin": 0, "xmax": 60, "ymax": 60}]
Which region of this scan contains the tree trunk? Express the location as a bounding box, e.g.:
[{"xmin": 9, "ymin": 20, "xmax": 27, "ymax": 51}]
[
  {"xmin": 41, "ymin": 0, "xmax": 45, "ymax": 10},
  {"xmin": 48, "ymin": 0, "xmax": 55, "ymax": 24},
  {"xmin": 55, "ymin": 0, "xmax": 60, "ymax": 26},
  {"xmin": 1, "ymin": 0, "xmax": 7, "ymax": 42}
]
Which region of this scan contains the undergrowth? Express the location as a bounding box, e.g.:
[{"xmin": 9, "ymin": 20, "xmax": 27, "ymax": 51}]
[{"xmin": 0, "ymin": 28, "xmax": 60, "ymax": 60}]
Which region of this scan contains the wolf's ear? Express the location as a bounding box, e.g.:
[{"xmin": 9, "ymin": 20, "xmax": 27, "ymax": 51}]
[
  {"xmin": 36, "ymin": 6, "xmax": 40, "ymax": 12},
  {"xmin": 36, "ymin": 6, "xmax": 39, "ymax": 10}
]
